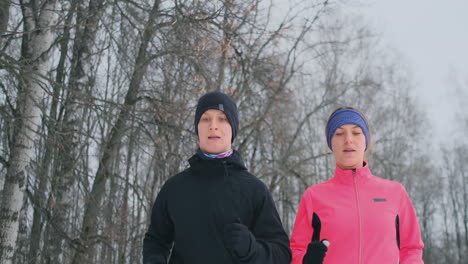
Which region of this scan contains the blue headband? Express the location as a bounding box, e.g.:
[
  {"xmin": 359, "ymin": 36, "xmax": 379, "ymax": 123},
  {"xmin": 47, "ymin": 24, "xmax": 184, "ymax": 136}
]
[{"xmin": 326, "ymin": 109, "xmax": 369, "ymax": 150}]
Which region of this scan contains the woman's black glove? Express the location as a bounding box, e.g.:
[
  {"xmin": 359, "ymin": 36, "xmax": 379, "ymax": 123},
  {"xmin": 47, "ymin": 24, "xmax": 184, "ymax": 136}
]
[
  {"xmin": 302, "ymin": 240, "xmax": 329, "ymax": 264},
  {"xmin": 223, "ymin": 222, "xmax": 255, "ymax": 259}
]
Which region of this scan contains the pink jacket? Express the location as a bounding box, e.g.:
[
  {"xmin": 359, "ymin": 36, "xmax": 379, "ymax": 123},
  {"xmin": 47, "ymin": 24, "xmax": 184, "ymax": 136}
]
[{"xmin": 290, "ymin": 163, "xmax": 424, "ymax": 264}]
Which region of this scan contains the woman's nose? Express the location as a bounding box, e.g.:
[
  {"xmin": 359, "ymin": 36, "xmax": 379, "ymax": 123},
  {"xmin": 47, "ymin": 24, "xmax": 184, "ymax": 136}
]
[{"xmin": 344, "ymin": 133, "xmax": 353, "ymax": 143}]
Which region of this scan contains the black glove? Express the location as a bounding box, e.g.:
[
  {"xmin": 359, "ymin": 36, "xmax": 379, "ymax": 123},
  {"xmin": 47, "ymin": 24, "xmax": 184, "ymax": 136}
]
[
  {"xmin": 144, "ymin": 255, "xmax": 166, "ymax": 264},
  {"xmin": 223, "ymin": 222, "xmax": 255, "ymax": 259},
  {"xmin": 302, "ymin": 240, "xmax": 328, "ymax": 264}
]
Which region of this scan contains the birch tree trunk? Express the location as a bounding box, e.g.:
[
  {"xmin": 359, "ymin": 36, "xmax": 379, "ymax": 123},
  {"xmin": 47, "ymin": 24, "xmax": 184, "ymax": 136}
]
[
  {"xmin": 71, "ymin": 1, "xmax": 161, "ymax": 263},
  {"xmin": 0, "ymin": 0, "xmax": 58, "ymax": 263},
  {"xmin": 215, "ymin": 0, "xmax": 232, "ymax": 91},
  {"xmin": 27, "ymin": 0, "xmax": 79, "ymax": 261},
  {"xmin": 45, "ymin": 0, "xmax": 105, "ymax": 261}
]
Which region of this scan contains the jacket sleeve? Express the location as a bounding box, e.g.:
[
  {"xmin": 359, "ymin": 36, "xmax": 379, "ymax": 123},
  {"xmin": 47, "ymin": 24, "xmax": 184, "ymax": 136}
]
[
  {"xmin": 242, "ymin": 183, "xmax": 292, "ymax": 264},
  {"xmin": 143, "ymin": 184, "xmax": 174, "ymax": 264},
  {"xmin": 398, "ymin": 184, "xmax": 424, "ymax": 264},
  {"xmin": 290, "ymin": 189, "xmax": 314, "ymax": 264}
]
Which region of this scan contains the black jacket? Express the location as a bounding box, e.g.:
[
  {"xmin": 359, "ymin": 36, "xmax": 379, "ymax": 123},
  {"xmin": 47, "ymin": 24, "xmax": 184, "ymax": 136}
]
[{"xmin": 143, "ymin": 150, "xmax": 291, "ymax": 264}]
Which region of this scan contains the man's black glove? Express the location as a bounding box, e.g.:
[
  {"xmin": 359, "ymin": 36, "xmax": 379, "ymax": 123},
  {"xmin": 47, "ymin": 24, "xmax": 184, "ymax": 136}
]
[
  {"xmin": 302, "ymin": 240, "xmax": 329, "ymax": 264},
  {"xmin": 223, "ymin": 222, "xmax": 256, "ymax": 259},
  {"xmin": 144, "ymin": 255, "xmax": 166, "ymax": 264}
]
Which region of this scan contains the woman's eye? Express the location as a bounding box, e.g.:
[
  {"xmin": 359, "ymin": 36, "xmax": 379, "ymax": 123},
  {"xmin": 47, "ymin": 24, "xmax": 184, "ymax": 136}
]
[
  {"xmin": 335, "ymin": 133, "xmax": 343, "ymax": 136},
  {"xmin": 353, "ymin": 132, "xmax": 361, "ymax": 135}
]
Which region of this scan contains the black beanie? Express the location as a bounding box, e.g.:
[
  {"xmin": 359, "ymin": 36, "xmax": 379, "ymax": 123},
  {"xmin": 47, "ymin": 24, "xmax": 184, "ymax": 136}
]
[{"xmin": 194, "ymin": 91, "xmax": 239, "ymax": 142}]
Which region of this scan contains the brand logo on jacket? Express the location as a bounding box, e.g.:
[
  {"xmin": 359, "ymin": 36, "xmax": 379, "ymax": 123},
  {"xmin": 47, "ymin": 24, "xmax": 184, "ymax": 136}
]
[{"xmin": 373, "ymin": 198, "xmax": 386, "ymax": 202}]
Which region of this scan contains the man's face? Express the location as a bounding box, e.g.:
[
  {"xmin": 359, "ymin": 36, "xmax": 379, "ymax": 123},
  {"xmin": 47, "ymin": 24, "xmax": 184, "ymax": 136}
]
[{"xmin": 197, "ymin": 109, "xmax": 232, "ymax": 154}]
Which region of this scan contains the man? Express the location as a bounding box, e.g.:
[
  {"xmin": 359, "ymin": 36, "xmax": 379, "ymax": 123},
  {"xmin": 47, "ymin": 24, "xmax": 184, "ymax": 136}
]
[{"xmin": 143, "ymin": 91, "xmax": 291, "ymax": 264}]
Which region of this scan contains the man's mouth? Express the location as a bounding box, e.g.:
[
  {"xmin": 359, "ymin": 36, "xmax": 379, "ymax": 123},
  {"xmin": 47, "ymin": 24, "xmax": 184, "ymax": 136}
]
[{"xmin": 343, "ymin": 149, "xmax": 355, "ymax": 152}]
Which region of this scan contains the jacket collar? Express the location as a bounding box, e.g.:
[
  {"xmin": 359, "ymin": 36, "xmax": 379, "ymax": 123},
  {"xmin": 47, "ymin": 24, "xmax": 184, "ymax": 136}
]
[
  {"xmin": 188, "ymin": 149, "xmax": 247, "ymax": 172},
  {"xmin": 332, "ymin": 161, "xmax": 373, "ymax": 185}
]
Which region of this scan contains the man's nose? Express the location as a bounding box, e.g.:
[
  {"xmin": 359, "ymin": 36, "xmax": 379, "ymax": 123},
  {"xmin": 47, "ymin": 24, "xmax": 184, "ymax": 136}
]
[{"xmin": 209, "ymin": 120, "xmax": 218, "ymax": 130}]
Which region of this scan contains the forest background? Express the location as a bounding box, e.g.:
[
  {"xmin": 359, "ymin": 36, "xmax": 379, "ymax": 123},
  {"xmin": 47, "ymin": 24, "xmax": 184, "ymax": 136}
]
[{"xmin": 1, "ymin": 0, "xmax": 467, "ymax": 263}]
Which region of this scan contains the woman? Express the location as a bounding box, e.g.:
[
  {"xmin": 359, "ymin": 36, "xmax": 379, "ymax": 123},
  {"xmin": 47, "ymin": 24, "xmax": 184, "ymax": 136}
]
[
  {"xmin": 290, "ymin": 107, "xmax": 424, "ymax": 264},
  {"xmin": 143, "ymin": 91, "xmax": 291, "ymax": 264}
]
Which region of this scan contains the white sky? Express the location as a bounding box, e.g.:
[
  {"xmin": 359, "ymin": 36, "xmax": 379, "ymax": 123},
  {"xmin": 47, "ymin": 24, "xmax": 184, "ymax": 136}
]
[{"xmin": 345, "ymin": 0, "xmax": 468, "ymax": 144}]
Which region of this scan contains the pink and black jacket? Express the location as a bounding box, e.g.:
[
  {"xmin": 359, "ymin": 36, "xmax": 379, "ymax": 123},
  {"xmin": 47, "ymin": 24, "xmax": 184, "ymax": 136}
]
[{"xmin": 290, "ymin": 162, "xmax": 424, "ymax": 264}]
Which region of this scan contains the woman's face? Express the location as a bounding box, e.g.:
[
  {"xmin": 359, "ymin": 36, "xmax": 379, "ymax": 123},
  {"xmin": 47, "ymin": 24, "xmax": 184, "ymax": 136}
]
[
  {"xmin": 331, "ymin": 124, "xmax": 366, "ymax": 170},
  {"xmin": 197, "ymin": 109, "xmax": 232, "ymax": 154}
]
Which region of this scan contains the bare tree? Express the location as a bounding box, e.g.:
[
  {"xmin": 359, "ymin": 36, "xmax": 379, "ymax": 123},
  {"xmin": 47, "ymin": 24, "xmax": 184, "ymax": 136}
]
[
  {"xmin": 71, "ymin": 0, "xmax": 167, "ymax": 262},
  {"xmin": 0, "ymin": 0, "xmax": 59, "ymax": 263},
  {"xmin": 0, "ymin": 0, "xmax": 457, "ymax": 263}
]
